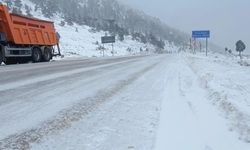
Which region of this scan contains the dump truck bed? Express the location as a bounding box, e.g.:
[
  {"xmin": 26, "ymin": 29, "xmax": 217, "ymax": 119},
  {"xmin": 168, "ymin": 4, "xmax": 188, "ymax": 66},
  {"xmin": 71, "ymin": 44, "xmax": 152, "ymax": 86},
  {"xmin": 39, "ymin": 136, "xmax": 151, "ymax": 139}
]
[{"xmin": 0, "ymin": 5, "xmax": 58, "ymax": 46}]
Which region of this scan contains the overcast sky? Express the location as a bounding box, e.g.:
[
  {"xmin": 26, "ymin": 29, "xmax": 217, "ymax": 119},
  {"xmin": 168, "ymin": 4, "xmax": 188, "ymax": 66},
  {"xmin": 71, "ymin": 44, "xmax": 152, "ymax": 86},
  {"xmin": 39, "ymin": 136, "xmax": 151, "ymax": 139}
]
[{"xmin": 120, "ymin": 0, "xmax": 250, "ymax": 50}]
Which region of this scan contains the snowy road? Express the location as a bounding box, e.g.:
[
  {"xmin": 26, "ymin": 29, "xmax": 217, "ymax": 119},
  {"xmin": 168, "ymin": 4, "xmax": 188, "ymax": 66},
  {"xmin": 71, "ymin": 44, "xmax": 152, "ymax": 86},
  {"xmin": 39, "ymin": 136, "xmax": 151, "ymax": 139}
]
[{"xmin": 0, "ymin": 54, "xmax": 249, "ymax": 150}]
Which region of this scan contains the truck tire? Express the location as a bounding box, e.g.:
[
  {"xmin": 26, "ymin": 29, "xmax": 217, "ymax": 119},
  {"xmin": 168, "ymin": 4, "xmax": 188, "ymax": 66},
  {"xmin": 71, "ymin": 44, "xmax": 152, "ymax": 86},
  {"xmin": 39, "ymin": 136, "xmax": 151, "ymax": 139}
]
[
  {"xmin": 0, "ymin": 50, "xmax": 3, "ymax": 64},
  {"xmin": 32, "ymin": 47, "xmax": 42, "ymax": 63},
  {"xmin": 43, "ymin": 47, "xmax": 52, "ymax": 62}
]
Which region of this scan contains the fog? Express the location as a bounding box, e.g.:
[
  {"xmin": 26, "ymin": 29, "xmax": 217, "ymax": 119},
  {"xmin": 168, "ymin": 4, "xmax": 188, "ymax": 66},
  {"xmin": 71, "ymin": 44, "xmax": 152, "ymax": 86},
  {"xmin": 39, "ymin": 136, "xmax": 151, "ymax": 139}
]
[{"xmin": 120, "ymin": 0, "xmax": 250, "ymax": 52}]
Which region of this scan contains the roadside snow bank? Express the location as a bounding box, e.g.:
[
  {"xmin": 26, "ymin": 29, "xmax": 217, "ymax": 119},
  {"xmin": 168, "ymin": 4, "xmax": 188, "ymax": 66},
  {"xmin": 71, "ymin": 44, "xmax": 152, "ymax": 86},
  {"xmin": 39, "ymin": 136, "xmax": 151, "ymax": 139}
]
[{"xmin": 185, "ymin": 52, "xmax": 250, "ymax": 143}]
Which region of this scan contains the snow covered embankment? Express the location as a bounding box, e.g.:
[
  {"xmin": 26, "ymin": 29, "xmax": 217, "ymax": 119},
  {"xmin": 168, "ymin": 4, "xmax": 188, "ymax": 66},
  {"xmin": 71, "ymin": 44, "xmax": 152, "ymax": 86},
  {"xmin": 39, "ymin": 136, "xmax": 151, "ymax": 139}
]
[{"xmin": 186, "ymin": 53, "xmax": 250, "ymax": 143}]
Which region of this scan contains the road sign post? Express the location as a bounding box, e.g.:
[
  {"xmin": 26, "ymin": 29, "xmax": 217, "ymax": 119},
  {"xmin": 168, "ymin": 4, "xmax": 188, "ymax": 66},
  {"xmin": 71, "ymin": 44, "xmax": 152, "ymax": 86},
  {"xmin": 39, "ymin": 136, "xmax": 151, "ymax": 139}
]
[
  {"xmin": 194, "ymin": 38, "xmax": 196, "ymax": 54},
  {"xmin": 101, "ymin": 36, "xmax": 116, "ymax": 57},
  {"xmin": 103, "ymin": 44, "xmax": 105, "ymax": 57},
  {"xmin": 199, "ymin": 41, "xmax": 202, "ymax": 52},
  {"xmin": 206, "ymin": 38, "xmax": 208, "ymax": 56},
  {"xmin": 192, "ymin": 30, "xmax": 210, "ymax": 56},
  {"xmin": 111, "ymin": 43, "xmax": 114, "ymax": 56}
]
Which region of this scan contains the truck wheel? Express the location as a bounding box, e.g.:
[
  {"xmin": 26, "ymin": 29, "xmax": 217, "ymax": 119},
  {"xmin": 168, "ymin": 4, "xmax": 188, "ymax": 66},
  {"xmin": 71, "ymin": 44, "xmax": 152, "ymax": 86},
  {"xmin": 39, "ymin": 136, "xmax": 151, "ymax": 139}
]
[
  {"xmin": 43, "ymin": 47, "xmax": 52, "ymax": 62},
  {"xmin": 0, "ymin": 50, "xmax": 3, "ymax": 65},
  {"xmin": 32, "ymin": 47, "xmax": 42, "ymax": 63}
]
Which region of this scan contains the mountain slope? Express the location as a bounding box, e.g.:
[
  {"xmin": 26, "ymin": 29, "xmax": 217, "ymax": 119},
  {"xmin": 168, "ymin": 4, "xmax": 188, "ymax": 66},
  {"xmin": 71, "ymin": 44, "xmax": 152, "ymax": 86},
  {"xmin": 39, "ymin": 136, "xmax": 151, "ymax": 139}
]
[{"xmin": 1, "ymin": 0, "xmax": 183, "ymax": 57}]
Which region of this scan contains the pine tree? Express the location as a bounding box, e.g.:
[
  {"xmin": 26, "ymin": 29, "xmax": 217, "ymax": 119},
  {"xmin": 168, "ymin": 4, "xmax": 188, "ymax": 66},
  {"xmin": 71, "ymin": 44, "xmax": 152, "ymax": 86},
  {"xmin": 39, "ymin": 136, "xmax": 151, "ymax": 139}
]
[
  {"xmin": 13, "ymin": 0, "xmax": 22, "ymax": 14},
  {"xmin": 3, "ymin": 0, "xmax": 13, "ymax": 9},
  {"xmin": 236, "ymin": 40, "xmax": 246, "ymax": 59},
  {"xmin": 25, "ymin": 4, "xmax": 32, "ymax": 17}
]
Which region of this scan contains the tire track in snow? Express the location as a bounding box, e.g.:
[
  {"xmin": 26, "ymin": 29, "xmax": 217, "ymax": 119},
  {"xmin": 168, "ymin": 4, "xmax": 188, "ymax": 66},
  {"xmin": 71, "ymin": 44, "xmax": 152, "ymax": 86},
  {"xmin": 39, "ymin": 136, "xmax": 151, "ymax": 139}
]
[
  {"xmin": 0, "ymin": 59, "xmax": 140, "ymax": 106},
  {"xmin": 0, "ymin": 60, "xmax": 161, "ymax": 150},
  {"xmin": 0, "ymin": 58, "xmax": 143, "ymax": 92}
]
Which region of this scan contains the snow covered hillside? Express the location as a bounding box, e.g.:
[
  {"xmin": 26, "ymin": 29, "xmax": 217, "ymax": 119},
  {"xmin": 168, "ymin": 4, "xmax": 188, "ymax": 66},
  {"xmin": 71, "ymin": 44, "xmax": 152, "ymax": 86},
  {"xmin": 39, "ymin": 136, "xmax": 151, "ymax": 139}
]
[
  {"xmin": 19, "ymin": 0, "xmax": 154, "ymax": 57},
  {"xmin": 0, "ymin": 0, "xmax": 181, "ymax": 58},
  {"xmin": 55, "ymin": 24, "xmax": 156, "ymax": 57}
]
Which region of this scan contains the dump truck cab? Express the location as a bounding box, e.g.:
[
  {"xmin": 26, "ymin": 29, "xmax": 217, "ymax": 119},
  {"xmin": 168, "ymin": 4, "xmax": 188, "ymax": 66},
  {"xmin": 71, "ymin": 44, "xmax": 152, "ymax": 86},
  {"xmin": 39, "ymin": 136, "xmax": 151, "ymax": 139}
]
[{"xmin": 0, "ymin": 4, "xmax": 61, "ymax": 65}]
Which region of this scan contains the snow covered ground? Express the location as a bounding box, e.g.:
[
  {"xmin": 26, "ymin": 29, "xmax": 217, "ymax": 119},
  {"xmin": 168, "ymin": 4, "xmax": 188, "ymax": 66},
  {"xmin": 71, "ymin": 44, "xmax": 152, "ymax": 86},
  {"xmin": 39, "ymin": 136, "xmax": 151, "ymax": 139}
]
[
  {"xmin": 186, "ymin": 52, "xmax": 250, "ymax": 143},
  {"xmin": 0, "ymin": 52, "xmax": 250, "ymax": 150},
  {"xmin": 55, "ymin": 24, "xmax": 156, "ymax": 57},
  {"xmin": 155, "ymin": 52, "xmax": 250, "ymax": 150}
]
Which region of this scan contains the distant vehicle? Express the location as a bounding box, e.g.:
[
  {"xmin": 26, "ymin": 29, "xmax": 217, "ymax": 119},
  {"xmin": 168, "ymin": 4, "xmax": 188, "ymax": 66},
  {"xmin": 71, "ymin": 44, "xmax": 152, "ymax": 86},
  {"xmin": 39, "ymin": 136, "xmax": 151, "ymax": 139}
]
[{"xmin": 0, "ymin": 4, "xmax": 61, "ymax": 65}]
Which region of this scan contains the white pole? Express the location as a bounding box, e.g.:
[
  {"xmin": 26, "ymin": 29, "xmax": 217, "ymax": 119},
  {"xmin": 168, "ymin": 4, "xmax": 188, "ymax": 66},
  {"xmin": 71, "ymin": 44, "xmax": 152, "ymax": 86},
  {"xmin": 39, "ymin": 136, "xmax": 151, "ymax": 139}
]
[{"xmin": 206, "ymin": 38, "xmax": 208, "ymax": 56}]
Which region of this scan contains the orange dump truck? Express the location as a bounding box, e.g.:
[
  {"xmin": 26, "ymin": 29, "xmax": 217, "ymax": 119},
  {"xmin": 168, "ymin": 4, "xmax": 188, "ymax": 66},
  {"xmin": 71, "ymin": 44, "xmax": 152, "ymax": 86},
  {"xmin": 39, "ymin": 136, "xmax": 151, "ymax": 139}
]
[{"xmin": 0, "ymin": 4, "xmax": 61, "ymax": 64}]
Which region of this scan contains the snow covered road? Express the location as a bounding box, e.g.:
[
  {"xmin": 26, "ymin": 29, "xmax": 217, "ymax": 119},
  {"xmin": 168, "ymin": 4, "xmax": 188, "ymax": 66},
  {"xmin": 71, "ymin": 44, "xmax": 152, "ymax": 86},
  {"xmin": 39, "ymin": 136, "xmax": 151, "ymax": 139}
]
[{"xmin": 0, "ymin": 54, "xmax": 249, "ymax": 150}]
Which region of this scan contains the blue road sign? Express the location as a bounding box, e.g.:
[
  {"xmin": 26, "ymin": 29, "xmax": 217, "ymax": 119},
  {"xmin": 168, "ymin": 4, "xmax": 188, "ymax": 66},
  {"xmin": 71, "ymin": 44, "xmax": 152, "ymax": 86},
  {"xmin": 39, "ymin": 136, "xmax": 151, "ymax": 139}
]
[{"xmin": 192, "ymin": 30, "xmax": 210, "ymax": 38}]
